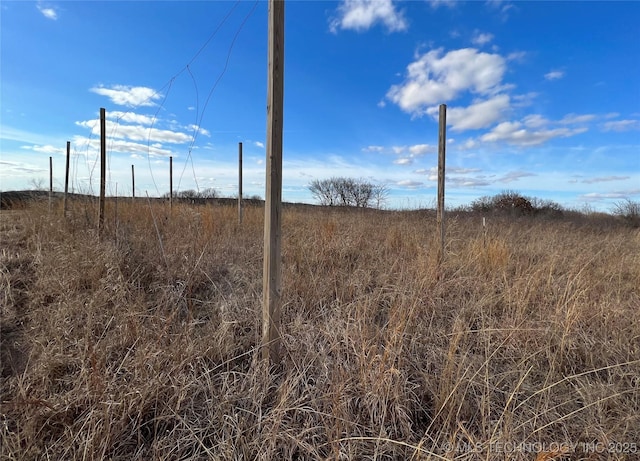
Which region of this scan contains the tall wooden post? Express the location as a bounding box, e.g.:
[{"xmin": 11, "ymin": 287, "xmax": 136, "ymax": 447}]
[
  {"xmin": 49, "ymin": 156, "xmax": 53, "ymax": 212},
  {"xmin": 114, "ymin": 183, "xmax": 118, "ymax": 232},
  {"xmin": 98, "ymin": 108, "xmax": 106, "ymax": 232},
  {"xmin": 63, "ymin": 141, "xmax": 70, "ymax": 216},
  {"xmin": 262, "ymin": 0, "xmax": 285, "ymax": 365},
  {"xmin": 169, "ymin": 156, "xmax": 173, "ymax": 210},
  {"xmin": 131, "ymin": 165, "xmax": 135, "ymax": 203},
  {"xmin": 436, "ymin": 104, "xmax": 446, "ymax": 262},
  {"xmin": 238, "ymin": 142, "xmax": 243, "ymax": 224}
]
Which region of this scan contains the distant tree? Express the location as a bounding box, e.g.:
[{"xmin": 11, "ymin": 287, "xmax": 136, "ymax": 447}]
[
  {"xmin": 372, "ymin": 183, "xmax": 390, "ymax": 209},
  {"xmin": 309, "ymin": 179, "xmax": 336, "ymax": 206},
  {"xmin": 177, "ymin": 190, "xmax": 198, "ymax": 199},
  {"xmin": 530, "ymin": 197, "xmax": 564, "ymax": 217},
  {"xmin": 308, "ymin": 177, "xmax": 380, "ymax": 208},
  {"xmin": 470, "ymin": 195, "xmax": 494, "ymax": 213},
  {"xmin": 197, "ymin": 188, "xmax": 218, "ymax": 199},
  {"xmin": 29, "ymin": 178, "xmax": 46, "ymax": 191}
]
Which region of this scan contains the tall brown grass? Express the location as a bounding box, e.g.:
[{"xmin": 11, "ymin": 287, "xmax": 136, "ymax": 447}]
[{"xmin": 1, "ymin": 199, "xmax": 639, "ymax": 460}]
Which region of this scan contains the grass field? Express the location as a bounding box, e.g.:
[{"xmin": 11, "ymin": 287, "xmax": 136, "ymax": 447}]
[{"xmin": 1, "ymin": 199, "xmax": 639, "ymax": 460}]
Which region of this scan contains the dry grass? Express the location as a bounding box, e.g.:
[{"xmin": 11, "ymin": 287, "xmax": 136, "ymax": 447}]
[{"xmin": 1, "ymin": 199, "xmax": 639, "ymax": 460}]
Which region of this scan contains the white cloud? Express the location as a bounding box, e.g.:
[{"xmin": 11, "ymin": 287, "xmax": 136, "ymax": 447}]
[
  {"xmin": 447, "ymin": 177, "xmax": 492, "ymax": 187},
  {"xmin": 582, "ymin": 176, "xmax": 630, "ymax": 184},
  {"xmin": 394, "ymin": 158, "xmax": 413, "ymax": 165},
  {"xmin": 330, "ymin": 0, "xmax": 407, "ymax": 33},
  {"xmin": 512, "ymin": 92, "xmax": 538, "ymax": 107},
  {"xmin": 397, "ymin": 179, "xmax": 424, "ymax": 189},
  {"xmin": 602, "ymin": 119, "xmax": 640, "ymax": 132},
  {"xmin": 428, "ymin": 0, "xmax": 456, "ymax": 8},
  {"xmin": 408, "ymin": 144, "xmax": 433, "ymax": 155},
  {"xmin": 485, "ymin": 0, "xmax": 515, "ymax": 19},
  {"xmin": 426, "ymin": 94, "xmax": 511, "ymax": 131},
  {"xmin": 108, "ymin": 111, "xmax": 155, "ymax": 126},
  {"xmin": 480, "ymin": 121, "xmax": 587, "ymax": 146},
  {"xmin": 522, "ymin": 114, "xmax": 548, "ymax": 128},
  {"xmin": 507, "ymin": 51, "xmax": 527, "ymax": 62},
  {"xmin": 580, "ymin": 190, "xmax": 640, "ymax": 201},
  {"xmin": 75, "ymin": 119, "xmax": 193, "ymax": 144},
  {"xmin": 0, "ymin": 160, "xmax": 47, "ymax": 175},
  {"xmin": 559, "ymin": 113, "xmax": 595, "ymax": 124},
  {"xmin": 386, "ymin": 48, "xmax": 507, "ymax": 115},
  {"xmin": 20, "ymin": 144, "xmax": 65, "ymax": 155},
  {"xmin": 362, "ymin": 145, "xmax": 385, "ymax": 153},
  {"xmin": 72, "ymin": 135, "xmax": 173, "ymax": 158},
  {"xmin": 449, "ymin": 167, "xmax": 482, "ymax": 174},
  {"xmin": 544, "ymin": 70, "xmax": 565, "ymax": 81},
  {"xmin": 471, "ymin": 31, "xmax": 494, "ymax": 46},
  {"xmin": 90, "ymin": 85, "xmax": 162, "ymax": 107},
  {"xmin": 37, "ymin": 3, "xmax": 58, "ymax": 20},
  {"xmin": 187, "ymin": 124, "xmax": 210, "ymax": 137},
  {"xmin": 254, "ymin": 141, "xmax": 265, "ymax": 148},
  {"xmin": 415, "ymin": 166, "xmax": 490, "ymax": 187},
  {"xmin": 498, "ymin": 170, "xmax": 536, "ymax": 183}
]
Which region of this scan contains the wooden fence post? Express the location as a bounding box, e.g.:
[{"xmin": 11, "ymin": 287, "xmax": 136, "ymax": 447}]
[
  {"xmin": 436, "ymin": 104, "xmax": 446, "ymax": 262},
  {"xmin": 131, "ymin": 165, "xmax": 135, "ymax": 203},
  {"xmin": 63, "ymin": 141, "xmax": 70, "ymax": 216},
  {"xmin": 238, "ymin": 142, "xmax": 243, "ymax": 225},
  {"xmin": 169, "ymin": 156, "xmax": 173, "ymax": 210},
  {"xmin": 98, "ymin": 108, "xmax": 106, "ymax": 232},
  {"xmin": 49, "ymin": 156, "xmax": 53, "ymax": 212},
  {"xmin": 262, "ymin": 0, "xmax": 285, "ymax": 365},
  {"xmin": 114, "ymin": 183, "xmax": 118, "ymax": 232}
]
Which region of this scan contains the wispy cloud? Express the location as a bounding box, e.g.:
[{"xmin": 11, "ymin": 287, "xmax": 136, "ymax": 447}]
[
  {"xmin": 581, "ymin": 176, "xmax": 630, "ymax": 184},
  {"xmin": 428, "ymin": 0, "xmax": 456, "ymax": 8},
  {"xmin": 485, "ymin": 0, "xmax": 515, "ymax": 20},
  {"xmin": 75, "ymin": 119, "xmax": 192, "ymax": 144},
  {"xmin": 37, "ymin": 2, "xmax": 58, "ymax": 20},
  {"xmin": 559, "ymin": 113, "xmax": 595, "ymax": 124},
  {"xmin": 480, "ymin": 120, "xmax": 587, "ymax": 146},
  {"xmin": 498, "ymin": 170, "xmax": 536, "ymax": 183},
  {"xmin": 362, "ymin": 145, "xmax": 385, "ymax": 153},
  {"xmin": 254, "ymin": 141, "xmax": 265, "ymax": 148},
  {"xmin": 108, "ymin": 111, "xmax": 156, "ymax": 126},
  {"xmin": 602, "ymin": 119, "xmax": 640, "ymax": 132},
  {"xmin": 0, "ymin": 160, "xmax": 47, "ymax": 175},
  {"xmin": 414, "ymin": 166, "xmax": 492, "ymax": 188},
  {"xmin": 471, "ymin": 31, "xmax": 494, "ymax": 46},
  {"xmin": 544, "ymin": 70, "xmax": 565, "ymax": 81},
  {"xmin": 20, "ymin": 144, "xmax": 65, "ymax": 155},
  {"xmin": 396, "ymin": 179, "xmax": 424, "ymax": 189},
  {"xmin": 580, "ymin": 189, "xmax": 640, "ymax": 201},
  {"xmin": 330, "ymin": 0, "xmax": 407, "ymax": 33},
  {"xmin": 90, "ymin": 85, "xmax": 162, "ymax": 107},
  {"xmin": 72, "ymin": 135, "xmax": 174, "ymax": 158}
]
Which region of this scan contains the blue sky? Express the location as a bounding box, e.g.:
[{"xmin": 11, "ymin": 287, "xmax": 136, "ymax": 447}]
[{"xmin": 1, "ymin": 0, "xmax": 639, "ymax": 210}]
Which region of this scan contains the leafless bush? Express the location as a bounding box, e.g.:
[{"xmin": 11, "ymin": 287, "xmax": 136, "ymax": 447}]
[{"xmin": 612, "ymin": 199, "xmax": 640, "ymax": 227}]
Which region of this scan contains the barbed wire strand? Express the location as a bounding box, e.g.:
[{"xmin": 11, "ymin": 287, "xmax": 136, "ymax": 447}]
[
  {"xmin": 179, "ymin": 0, "xmax": 260, "ymax": 196},
  {"xmin": 75, "ymin": 0, "xmax": 245, "ymax": 198}
]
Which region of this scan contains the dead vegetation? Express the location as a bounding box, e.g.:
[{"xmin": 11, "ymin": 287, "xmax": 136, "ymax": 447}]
[{"xmin": 1, "ymin": 199, "xmax": 639, "ymax": 460}]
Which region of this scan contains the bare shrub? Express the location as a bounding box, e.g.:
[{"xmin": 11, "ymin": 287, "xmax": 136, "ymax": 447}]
[{"xmin": 612, "ymin": 199, "xmax": 640, "ymax": 227}]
